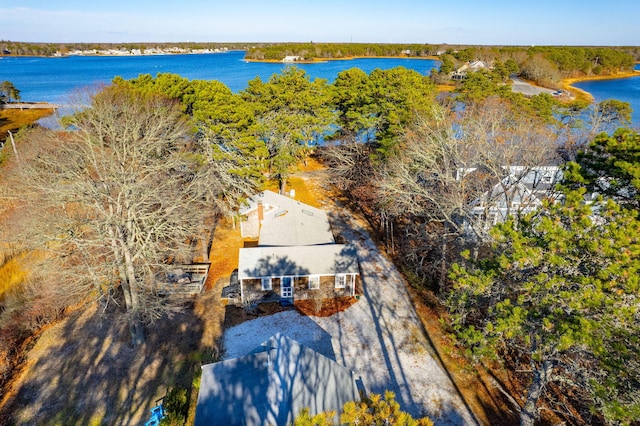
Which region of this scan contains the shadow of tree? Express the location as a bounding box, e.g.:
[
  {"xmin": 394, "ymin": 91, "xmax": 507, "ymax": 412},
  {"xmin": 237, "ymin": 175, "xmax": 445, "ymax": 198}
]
[
  {"xmin": 223, "ymin": 311, "xmax": 336, "ymax": 363},
  {"xmin": 243, "ymin": 254, "xmax": 311, "ymax": 279},
  {"xmin": 325, "ymin": 203, "xmax": 475, "ymax": 425},
  {"xmin": 4, "ymin": 299, "xmax": 205, "ymax": 425}
]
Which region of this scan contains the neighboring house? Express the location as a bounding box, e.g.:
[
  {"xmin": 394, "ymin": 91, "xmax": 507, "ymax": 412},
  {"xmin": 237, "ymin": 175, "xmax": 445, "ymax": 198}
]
[
  {"xmin": 194, "ymin": 333, "xmax": 360, "ymax": 426},
  {"xmin": 462, "ymin": 166, "xmax": 563, "ymax": 233},
  {"xmin": 283, "ymin": 55, "xmax": 302, "ymax": 62},
  {"xmin": 236, "ymin": 191, "xmax": 360, "ymax": 304},
  {"xmin": 450, "ymin": 59, "xmax": 490, "ymax": 80}
]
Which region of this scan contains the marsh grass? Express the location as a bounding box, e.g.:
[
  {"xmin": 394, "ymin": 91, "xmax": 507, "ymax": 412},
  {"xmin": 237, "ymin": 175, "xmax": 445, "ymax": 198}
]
[
  {"xmin": 0, "ymin": 253, "xmax": 28, "ymax": 300},
  {"xmin": 0, "ymin": 108, "xmax": 54, "ymax": 141}
]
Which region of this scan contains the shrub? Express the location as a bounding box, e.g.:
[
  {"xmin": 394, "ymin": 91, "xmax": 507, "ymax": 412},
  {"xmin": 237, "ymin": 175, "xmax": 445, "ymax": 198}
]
[{"xmin": 160, "ymin": 386, "xmax": 189, "ymax": 426}]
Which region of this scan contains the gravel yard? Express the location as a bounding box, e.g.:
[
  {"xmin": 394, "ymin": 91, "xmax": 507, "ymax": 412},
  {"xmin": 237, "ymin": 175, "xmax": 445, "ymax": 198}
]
[{"xmin": 224, "ymin": 183, "xmax": 477, "ymax": 425}]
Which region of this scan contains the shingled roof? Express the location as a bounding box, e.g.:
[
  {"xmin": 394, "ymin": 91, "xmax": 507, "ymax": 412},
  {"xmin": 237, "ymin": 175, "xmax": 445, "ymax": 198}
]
[
  {"xmin": 194, "ymin": 333, "xmax": 360, "ymax": 426},
  {"xmin": 238, "ymin": 244, "xmax": 359, "ymax": 280},
  {"xmin": 240, "ymin": 190, "xmax": 335, "ymax": 246}
]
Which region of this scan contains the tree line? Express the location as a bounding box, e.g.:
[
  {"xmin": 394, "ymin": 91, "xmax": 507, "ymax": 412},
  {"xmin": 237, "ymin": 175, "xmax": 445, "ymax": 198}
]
[
  {"xmin": 245, "ymin": 43, "xmax": 638, "ymax": 90},
  {"xmin": 244, "ymin": 42, "xmax": 439, "ymax": 60},
  {"xmin": 0, "ymin": 62, "xmax": 638, "ymax": 424},
  {"xmin": 433, "ymin": 45, "xmax": 636, "ymax": 89},
  {"xmin": 244, "ymin": 43, "xmax": 638, "ymax": 73}
]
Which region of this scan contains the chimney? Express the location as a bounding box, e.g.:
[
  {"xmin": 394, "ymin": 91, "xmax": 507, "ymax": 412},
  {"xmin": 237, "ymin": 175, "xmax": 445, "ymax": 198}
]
[{"xmin": 257, "ymin": 200, "xmax": 264, "ymax": 224}]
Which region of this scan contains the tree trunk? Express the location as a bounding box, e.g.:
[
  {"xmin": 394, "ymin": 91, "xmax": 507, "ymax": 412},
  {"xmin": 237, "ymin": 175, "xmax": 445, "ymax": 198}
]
[
  {"xmin": 122, "ymin": 237, "xmax": 145, "ymax": 347},
  {"xmin": 199, "ymin": 217, "xmax": 212, "ymax": 262},
  {"xmin": 439, "ymin": 231, "xmax": 448, "ymax": 291},
  {"xmin": 128, "ymin": 315, "xmax": 145, "ymax": 347},
  {"xmin": 108, "ymin": 226, "xmax": 144, "ymax": 346},
  {"xmin": 520, "ymin": 360, "xmax": 553, "ymax": 426}
]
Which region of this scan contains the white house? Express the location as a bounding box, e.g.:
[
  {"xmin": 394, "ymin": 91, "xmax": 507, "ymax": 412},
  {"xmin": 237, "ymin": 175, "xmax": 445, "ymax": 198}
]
[
  {"xmin": 450, "ymin": 59, "xmax": 491, "ymax": 80},
  {"xmin": 462, "ymin": 166, "xmax": 563, "ymax": 232},
  {"xmin": 236, "ymin": 191, "xmax": 360, "ymax": 304}
]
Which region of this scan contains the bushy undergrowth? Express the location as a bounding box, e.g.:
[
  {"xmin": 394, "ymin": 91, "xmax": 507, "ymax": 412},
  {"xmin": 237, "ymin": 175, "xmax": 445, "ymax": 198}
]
[
  {"xmin": 160, "ymin": 386, "xmax": 190, "ymax": 426},
  {"xmin": 0, "ymin": 250, "xmax": 71, "ymax": 399}
]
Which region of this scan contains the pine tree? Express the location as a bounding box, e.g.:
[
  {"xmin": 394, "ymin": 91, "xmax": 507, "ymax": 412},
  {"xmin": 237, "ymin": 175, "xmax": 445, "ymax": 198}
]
[{"xmin": 447, "ymin": 187, "xmax": 640, "ymax": 425}]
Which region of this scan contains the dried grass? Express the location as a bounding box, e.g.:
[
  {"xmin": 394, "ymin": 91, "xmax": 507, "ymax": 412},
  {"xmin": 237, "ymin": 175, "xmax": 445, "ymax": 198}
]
[
  {"xmin": 0, "ymin": 255, "xmax": 27, "ymax": 299},
  {"xmin": 0, "ymin": 108, "xmax": 54, "ymax": 142}
]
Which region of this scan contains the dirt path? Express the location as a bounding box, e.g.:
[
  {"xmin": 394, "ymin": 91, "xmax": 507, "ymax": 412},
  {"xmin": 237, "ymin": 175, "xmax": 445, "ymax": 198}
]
[{"xmin": 223, "ymin": 169, "xmax": 478, "ymax": 425}]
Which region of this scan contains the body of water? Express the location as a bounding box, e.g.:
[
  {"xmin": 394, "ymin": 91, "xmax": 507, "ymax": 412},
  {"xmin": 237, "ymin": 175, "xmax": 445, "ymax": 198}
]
[
  {"xmin": 2, "ymin": 51, "xmax": 639, "ymax": 127},
  {"xmin": 0, "ymin": 50, "xmax": 438, "ymax": 104},
  {"xmin": 573, "ymin": 64, "xmax": 640, "ymax": 127}
]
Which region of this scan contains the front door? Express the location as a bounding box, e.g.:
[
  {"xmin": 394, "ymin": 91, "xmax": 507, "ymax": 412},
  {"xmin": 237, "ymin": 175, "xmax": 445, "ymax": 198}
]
[{"xmin": 281, "ymin": 276, "xmax": 293, "ymax": 299}]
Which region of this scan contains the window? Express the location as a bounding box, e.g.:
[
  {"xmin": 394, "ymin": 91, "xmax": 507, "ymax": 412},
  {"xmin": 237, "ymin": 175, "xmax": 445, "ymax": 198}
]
[
  {"xmin": 487, "ymin": 212, "xmax": 498, "ymax": 225},
  {"xmin": 261, "ymin": 277, "xmax": 272, "ymax": 291},
  {"xmin": 281, "ymin": 277, "xmax": 293, "ymax": 298},
  {"xmin": 335, "ymin": 274, "xmax": 346, "ymax": 289},
  {"xmin": 309, "ymin": 275, "xmax": 320, "ymax": 290}
]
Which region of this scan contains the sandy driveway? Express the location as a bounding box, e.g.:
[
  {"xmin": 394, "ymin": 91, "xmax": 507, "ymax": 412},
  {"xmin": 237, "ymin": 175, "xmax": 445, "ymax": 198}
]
[{"xmin": 223, "ymin": 174, "xmax": 477, "ymax": 425}]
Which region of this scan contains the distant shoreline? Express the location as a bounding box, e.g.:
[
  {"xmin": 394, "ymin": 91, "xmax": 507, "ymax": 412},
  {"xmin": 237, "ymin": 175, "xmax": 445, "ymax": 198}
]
[
  {"xmin": 2, "ymin": 102, "xmax": 59, "ymax": 110},
  {"xmin": 1, "ymin": 49, "xmax": 236, "ymax": 59}
]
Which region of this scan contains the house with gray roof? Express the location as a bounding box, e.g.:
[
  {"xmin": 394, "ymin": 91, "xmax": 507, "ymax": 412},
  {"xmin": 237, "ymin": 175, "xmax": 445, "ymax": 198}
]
[
  {"xmin": 239, "ymin": 190, "xmax": 334, "ymax": 247},
  {"xmin": 236, "ymin": 191, "xmax": 360, "ymax": 304},
  {"xmin": 194, "ymin": 333, "xmax": 360, "ymax": 426},
  {"xmin": 461, "ymin": 165, "xmax": 563, "ymax": 234},
  {"xmin": 239, "ymin": 244, "xmax": 360, "ymax": 303},
  {"xmin": 450, "ymin": 59, "xmax": 490, "ymax": 80}
]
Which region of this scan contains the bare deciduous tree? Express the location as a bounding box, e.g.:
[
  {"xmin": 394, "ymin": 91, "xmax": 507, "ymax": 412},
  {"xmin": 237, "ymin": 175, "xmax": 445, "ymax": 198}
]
[
  {"xmin": 375, "ymin": 98, "xmax": 560, "ymax": 288},
  {"xmin": 320, "ymin": 138, "xmax": 376, "ymax": 192},
  {"xmin": 3, "ymin": 86, "xmax": 215, "ymax": 346}
]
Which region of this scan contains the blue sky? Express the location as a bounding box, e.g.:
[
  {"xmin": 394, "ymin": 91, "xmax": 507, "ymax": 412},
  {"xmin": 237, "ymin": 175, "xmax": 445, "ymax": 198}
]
[{"xmin": 3, "ymin": 0, "xmax": 638, "ymax": 45}]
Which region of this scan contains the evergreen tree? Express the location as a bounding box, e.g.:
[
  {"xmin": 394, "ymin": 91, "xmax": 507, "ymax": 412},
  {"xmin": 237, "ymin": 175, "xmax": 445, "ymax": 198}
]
[
  {"xmin": 294, "ymin": 391, "xmax": 434, "ymax": 426},
  {"xmin": 447, "ymin": 187, "xmax": 640, "ymax": 425},
  {"xmin": 331, "ymin": 66, "xmax": 436, "ymax": 156},
  {"xmin": 0, "ymin": 81, "xmax": 20, "ymax": 103},
  {"xmin": 242, "ymin": 67, "xmax": 334, "ymax": 193},
  {"xmin": 570, "ymin": 128, "xmax": 640, "ymax": 209}
]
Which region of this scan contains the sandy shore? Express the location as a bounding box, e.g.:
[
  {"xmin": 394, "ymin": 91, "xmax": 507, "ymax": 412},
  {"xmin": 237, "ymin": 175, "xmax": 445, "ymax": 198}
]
[{"xmin": 562, "ymin": 69, "xmax": 640, "ymax": 102}]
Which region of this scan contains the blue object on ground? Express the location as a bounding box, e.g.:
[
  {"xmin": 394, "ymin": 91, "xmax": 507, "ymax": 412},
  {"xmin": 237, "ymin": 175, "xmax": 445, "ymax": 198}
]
[{"xmin": 144, "ymin": 404, "xmax": 165, "ymax": 426}]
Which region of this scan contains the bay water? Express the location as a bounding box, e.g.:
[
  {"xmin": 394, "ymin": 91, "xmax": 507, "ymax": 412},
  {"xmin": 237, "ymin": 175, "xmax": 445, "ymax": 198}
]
[
  {"xmin": 1, "ymin": 51, "xmax": 638, "ymax": 127},
  {"xmin": 573, "ymin": 63, "xmax": 640, "ymax": 127},
  {"xmin": 0, "ymin": 50, "xmax": 438, "ymax": 103}
]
